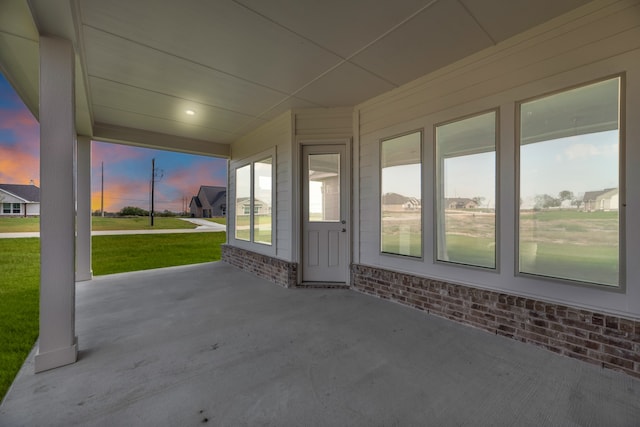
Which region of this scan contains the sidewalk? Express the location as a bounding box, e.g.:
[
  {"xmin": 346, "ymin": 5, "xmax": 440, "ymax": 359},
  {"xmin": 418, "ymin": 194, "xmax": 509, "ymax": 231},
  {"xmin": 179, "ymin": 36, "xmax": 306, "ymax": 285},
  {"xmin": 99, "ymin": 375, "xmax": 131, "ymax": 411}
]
[{"xmin": 0, "ymin": 219, "xmax": 226, "ymax": 239}]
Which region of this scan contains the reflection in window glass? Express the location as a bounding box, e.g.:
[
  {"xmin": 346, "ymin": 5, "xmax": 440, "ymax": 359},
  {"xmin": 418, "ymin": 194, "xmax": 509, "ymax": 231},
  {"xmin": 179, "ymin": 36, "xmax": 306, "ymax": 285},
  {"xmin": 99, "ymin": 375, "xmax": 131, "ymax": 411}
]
[
  {"xmin": 308, "ymin": 154, "xmax": 340, "ymax": 222},
  {"xmin": 254, "ymin": 157, "xmax": 272, "ymax": 244},
  {"xmin": 381, "ymin": 132, "xmax": 421, "ymax": 257},
  {"xmin": 436, "ymin": 112, "xmax": 496, "ymax": 268},
  {"xmin": 519, "ymin": 77, "xmax": 620, "ymax": 286},
  {"xmin": 235, "ymin": 165, "xmax": 251, "ymax": 241}
]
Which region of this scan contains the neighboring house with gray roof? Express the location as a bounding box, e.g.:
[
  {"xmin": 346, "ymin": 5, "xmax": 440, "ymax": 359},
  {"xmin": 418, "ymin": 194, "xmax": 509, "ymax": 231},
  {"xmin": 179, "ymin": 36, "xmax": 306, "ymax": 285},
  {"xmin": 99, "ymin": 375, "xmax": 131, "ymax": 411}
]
[
  {"xmin": 582, "ymin": 187, "xmax": 618, "ymax": 212},
  {"xmin": 189, "ymin": 185, "xmax": 226, "ymax": 218},
  {"xmin": 0, "ymin": 184, "xmax": 41, "ymax": 216}
]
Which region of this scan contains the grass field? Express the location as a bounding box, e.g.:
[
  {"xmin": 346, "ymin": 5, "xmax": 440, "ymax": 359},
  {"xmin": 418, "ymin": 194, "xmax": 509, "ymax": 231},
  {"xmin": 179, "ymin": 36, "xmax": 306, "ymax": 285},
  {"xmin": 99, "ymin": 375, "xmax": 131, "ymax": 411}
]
[
  {"xmin": 0, "ymin": 232, "xmax": 226, "ymax": 401},
  {"xmin": 380, "ymin": 209, "xmax": 618, "ymax": 283},
  {"xmin": 0, "ymin": 217, "xmax": 198, "ymax": 233}
]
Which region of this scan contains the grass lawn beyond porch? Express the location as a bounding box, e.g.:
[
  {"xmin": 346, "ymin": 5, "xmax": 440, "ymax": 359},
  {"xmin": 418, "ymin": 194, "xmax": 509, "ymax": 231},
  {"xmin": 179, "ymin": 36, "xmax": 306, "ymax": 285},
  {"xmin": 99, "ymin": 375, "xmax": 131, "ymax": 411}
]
[{"xmin": 0, "ymin": 232, "xmax": 226, "ymax": 402}]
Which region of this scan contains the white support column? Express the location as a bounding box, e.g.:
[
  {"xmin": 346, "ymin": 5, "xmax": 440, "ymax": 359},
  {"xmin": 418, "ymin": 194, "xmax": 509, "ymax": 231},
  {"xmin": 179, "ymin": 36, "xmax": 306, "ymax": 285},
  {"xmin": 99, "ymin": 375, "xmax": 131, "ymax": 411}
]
[
  {"xmin": 35, "ymin": 36, "xmax": 78, "ymax": 373},
  {"xmin": 76, "ymin": 135, "xmax": 92, "ymax": 282}
]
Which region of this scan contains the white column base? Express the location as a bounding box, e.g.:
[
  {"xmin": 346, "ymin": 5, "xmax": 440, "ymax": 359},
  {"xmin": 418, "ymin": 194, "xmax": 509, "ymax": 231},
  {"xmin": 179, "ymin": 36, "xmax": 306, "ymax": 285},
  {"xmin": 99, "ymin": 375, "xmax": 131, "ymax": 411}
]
[
  {"xmin": 75, "ymin": 271, "xmax": 93, "ymax": 282},
  {"xmin": 34, "ymin": 337, "xmax": 78, "ymax": 373}
]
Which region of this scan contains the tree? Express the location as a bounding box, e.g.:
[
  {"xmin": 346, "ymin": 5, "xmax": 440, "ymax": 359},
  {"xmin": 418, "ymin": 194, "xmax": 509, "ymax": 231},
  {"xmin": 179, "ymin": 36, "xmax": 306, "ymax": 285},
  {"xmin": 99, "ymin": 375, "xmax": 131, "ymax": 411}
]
[
  {"xmin": 472, "ymin": 196, "xmax": 485, "ymax": 207},
  {"xmin": 558, "ymin": 190, "xmax": 574, "ymax": 201},
  {"xmin": 534, "ymin": 194, "xmax": 560, "ymax": 210},
  {"xmin": 118, "ymin": 206, "xmax": 149, "ymax": 216}
]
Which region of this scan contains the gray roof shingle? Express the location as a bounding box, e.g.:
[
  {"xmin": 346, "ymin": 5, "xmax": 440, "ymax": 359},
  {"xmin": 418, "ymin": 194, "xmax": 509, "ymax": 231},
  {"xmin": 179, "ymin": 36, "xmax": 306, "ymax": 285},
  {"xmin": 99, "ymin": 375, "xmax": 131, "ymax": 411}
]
[{"xmin": 0, "ymin": 184, "xmax": 40, "ymax": 202}]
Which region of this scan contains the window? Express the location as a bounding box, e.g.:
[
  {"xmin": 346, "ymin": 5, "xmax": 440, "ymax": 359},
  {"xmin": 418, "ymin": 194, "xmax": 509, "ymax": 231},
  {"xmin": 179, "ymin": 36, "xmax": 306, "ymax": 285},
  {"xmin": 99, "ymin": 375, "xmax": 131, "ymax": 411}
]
[
  {"xmin": 2, "ymin": 203, "xmax": 10, "ymax": 214},
  {"xmin": 381, "ymin": 132, "xmax": 422, "ymax": 257},
  {"xmin": 308, "ymin": 153, "xmax": 340, "ymax": 222},
  {"xmin": 518, "ymin": 77, "xmax": 621, "ymax": 286},
  {"xmin": 253, "ymin": 157, "xmax": 272, "ymax": 245},
  {"xmin": 12, "ymin": 203, "xmax": 20, "ymax": 213},
  {"xmin": 235, "ymin": 165, "xmax": 251, "ymax": 241},
  {"xmin": 234, "ymin": 155, "xmax": 274, "ymax": 245},
  {"xmin": 436, "ymin": 111, "xmax": 497, "ymax": 268}
]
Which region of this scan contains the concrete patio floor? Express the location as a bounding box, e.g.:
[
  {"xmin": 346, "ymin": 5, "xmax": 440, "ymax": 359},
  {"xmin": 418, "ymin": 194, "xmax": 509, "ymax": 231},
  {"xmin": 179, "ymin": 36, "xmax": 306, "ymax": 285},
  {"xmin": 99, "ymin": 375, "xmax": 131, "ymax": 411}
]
[{"xmin": 1, "ymin": 262, "xmax": 639, "ymax": 426}]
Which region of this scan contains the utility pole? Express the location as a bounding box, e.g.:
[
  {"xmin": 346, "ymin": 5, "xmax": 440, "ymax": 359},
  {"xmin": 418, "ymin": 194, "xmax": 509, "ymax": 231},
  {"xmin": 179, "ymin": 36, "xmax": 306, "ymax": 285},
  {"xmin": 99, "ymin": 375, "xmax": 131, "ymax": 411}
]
[
  {"xmin": 150, "ymin": 158, "xmax": 155, "ymax": 226},
  {"xmin": 101, "ymin": 161, "xmax": 104, "ymax": 217},
  {"xmin": 150, "ymin": 158, "xmax": 164, "ymax": 226}
]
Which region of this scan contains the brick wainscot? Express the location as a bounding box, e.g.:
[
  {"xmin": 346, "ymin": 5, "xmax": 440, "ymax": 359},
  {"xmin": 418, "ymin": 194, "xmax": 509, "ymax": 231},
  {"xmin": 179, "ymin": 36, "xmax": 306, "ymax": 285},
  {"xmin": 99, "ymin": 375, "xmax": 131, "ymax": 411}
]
[
  {"xmin": 222, "ymin": 245, "xmax": 297, "ymax": 288},
  {"xmin": 351, "ymin": 264, "xmax": 640, "ymax": 379}
]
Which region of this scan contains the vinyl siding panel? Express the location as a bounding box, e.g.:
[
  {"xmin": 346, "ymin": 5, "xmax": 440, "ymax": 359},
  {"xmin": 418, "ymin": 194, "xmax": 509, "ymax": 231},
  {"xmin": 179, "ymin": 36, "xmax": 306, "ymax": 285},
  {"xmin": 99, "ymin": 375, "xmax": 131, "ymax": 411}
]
[
  {"xmin": 354, "ymin": 0, "xmax": 640, "ymax": 319},
  {"xmin": 294, "ymin": 107, "xmax": 353, "ymax": 139}
]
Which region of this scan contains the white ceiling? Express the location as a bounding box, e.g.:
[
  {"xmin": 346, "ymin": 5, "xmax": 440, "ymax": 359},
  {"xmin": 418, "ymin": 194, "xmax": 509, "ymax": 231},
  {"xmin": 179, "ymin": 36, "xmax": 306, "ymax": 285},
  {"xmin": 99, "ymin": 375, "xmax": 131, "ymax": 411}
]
[{"xmin": 0, "ymin": 0, "xmax": 590, "ymax": 156}]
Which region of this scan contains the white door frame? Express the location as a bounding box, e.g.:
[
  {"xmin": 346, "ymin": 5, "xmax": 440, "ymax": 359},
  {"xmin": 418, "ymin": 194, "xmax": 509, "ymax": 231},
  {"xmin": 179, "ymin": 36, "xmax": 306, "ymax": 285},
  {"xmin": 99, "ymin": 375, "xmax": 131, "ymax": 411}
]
[{"xmin": 295, "ymin": 139, "xmax": 351, "ymax": 284}]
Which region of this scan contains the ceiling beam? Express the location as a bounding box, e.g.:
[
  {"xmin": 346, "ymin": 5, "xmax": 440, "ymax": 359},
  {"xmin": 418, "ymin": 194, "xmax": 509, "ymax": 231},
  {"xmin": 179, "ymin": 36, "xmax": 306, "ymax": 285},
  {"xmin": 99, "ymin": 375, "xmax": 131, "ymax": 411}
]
[{"xmin": 93, "ymin": 123, "xmax": 230, "ymax": 158}]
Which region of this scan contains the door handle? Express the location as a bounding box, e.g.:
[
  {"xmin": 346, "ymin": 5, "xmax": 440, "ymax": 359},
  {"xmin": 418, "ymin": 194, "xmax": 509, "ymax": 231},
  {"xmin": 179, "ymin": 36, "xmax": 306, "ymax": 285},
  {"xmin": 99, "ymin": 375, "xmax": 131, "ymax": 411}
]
[
  {"xmin": 341, "ymin": 220, "xmax": 346, "ymax": 224},
  {"xmin": 341, "ymin": 228, "xmax": 346, "ymax": 232}
]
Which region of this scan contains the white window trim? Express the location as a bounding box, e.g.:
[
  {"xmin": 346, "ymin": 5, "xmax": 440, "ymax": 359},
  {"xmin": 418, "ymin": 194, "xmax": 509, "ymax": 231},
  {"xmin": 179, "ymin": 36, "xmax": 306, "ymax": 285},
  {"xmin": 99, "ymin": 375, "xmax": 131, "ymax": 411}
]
[
  {"xmin": 514, "ymin": 74, "xmax": 625, "ymax": 290},
  {"xmin": 379, "ymin": 130, "xmax": 424, "ymax": 259},
  {"xmin": 433, "ymin": 108, "xmax": 500, "ymax": 271},
  {"xmin": 230, "ymin": 147, "xmax": 277, "ymax": 256}
]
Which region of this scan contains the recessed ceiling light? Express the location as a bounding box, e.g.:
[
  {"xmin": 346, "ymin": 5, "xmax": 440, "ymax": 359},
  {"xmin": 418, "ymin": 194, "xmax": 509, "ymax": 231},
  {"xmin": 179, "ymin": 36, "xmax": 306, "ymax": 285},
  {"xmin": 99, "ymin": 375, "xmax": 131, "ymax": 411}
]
[{"xmin": 185, "ymin": 109, "xmax": 196, "ymax": 116}]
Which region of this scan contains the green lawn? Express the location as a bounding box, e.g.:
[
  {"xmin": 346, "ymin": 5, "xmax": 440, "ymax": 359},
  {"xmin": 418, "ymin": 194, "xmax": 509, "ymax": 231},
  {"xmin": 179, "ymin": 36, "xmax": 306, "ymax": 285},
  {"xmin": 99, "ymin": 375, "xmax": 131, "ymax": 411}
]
[
  {"xmin": 206, "ymin": 217, "xmax": 226, "ymax": 225},
  {"xmin": 0, "ymin": 238, "xmax": 39, "ymax": 404},
  {"xmin": 0, "ymin": 217, "xmax": 197, "ymax": 233},
  {"xmin": 0, "ymin": 232, "xmax": 226, "ymax": 401}
]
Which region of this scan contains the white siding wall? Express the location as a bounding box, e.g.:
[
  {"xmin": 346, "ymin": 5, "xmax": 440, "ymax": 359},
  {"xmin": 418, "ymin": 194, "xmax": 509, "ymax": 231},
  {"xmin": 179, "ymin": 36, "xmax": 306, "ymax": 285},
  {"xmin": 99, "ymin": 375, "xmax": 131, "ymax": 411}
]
[
  {"xmin": 26, "ymin": 203, "xmax": 39, "ymax": 216},
  {"xmin": 355, "ymin": 0, "xmax": 640, "ymax": 318},
  {"xmin": 229, "ymin": 112, "xmax": 293, "ymax": 260}
]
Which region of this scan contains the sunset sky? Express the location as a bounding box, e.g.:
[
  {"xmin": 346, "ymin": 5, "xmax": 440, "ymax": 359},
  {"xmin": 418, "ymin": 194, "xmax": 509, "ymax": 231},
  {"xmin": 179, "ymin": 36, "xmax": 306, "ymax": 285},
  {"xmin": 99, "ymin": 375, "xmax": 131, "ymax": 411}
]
[{"xmin": 0, "ymin": 73, "xmax": 227, "ymax": 213}]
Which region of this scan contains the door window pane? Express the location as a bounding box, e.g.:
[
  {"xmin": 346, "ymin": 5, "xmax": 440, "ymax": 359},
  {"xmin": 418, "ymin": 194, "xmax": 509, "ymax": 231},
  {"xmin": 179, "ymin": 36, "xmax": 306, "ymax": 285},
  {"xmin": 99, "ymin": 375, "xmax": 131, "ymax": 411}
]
[
  {"xmin": 381, "ymin": 132, "xmax": 421, "ymax": 257},
  {"xmin": 235, "ymin": 165, "xmax": 251, "ymax": 241},
  {"xmin": 254, "ymin": 157, "xmax": 272, "ymax": 245},
  {"xmin": 308, "ymin": 154, "xmax": 340, "ymax": 222},
  {"xmin": 519, "ymin": 77, "xmax": 620, "ymax": 286},
  {"xmin": 436, "ymin": 112, "xmax": 496, "ymax": 268}
]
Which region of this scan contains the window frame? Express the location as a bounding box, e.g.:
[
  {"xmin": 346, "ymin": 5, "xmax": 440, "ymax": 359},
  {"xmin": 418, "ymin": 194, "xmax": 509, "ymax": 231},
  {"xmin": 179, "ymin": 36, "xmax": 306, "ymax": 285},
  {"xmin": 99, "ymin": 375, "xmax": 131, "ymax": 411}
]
[
  {"xmin": 379, "ymin": 129, "xmax": 424, "ymax": 259},
  {"xmin": 433, "ymin": 108, "xmax": 500, "ymax": 271},
  {"xmin": 515, "ymin": 73, "xmax": 626, "ymax": 290},
  {"xmin": 232, "ymin": 148, "xmax": 276, "ymax": 251}
]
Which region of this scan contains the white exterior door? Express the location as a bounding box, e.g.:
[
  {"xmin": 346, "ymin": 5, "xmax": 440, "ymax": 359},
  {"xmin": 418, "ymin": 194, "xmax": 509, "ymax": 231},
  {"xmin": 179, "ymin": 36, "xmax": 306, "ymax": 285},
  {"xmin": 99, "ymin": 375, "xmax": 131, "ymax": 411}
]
[{"xmin": 302, "ymin": 145, "xmax": 348, "ymax": 283}]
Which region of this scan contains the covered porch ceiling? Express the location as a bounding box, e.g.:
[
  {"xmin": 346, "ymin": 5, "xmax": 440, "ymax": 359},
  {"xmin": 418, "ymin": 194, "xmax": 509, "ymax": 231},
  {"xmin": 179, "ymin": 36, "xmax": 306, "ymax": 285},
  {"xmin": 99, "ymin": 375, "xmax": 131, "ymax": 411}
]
[{"xmin": 0, "ymin": 0, "xmax": 590, "ymax": 157}]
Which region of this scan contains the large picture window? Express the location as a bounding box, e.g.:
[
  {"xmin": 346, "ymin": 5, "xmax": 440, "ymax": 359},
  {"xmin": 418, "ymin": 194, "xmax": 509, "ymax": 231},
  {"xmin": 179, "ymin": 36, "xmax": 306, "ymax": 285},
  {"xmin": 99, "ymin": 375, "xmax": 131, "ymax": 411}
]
[
  {"xmin": 234, "ymin": 155, "xmax": 274, "ymax": 245},
  {"xmin": 436, "ymin": 111, "xmax": 497, "ymax": 268},
  {"xmin": 381, "ymin": 132, "xmax": 422, "ymax": 257},
  {"xmin": 518, "ymin": 77, "xmax": 621, "ymax": 286}
]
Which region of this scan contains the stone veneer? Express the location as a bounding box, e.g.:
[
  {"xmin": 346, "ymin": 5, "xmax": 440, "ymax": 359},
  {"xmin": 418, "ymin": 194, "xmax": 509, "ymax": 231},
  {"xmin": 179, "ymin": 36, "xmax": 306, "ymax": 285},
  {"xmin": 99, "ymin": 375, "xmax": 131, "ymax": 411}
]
[
  {"xmin": 222, "ymin": 244, "xmax": 297, "ymax": 288},
  {"xmin": 351, "ymin": 264, "xmax": 640, "ymax": 379}
]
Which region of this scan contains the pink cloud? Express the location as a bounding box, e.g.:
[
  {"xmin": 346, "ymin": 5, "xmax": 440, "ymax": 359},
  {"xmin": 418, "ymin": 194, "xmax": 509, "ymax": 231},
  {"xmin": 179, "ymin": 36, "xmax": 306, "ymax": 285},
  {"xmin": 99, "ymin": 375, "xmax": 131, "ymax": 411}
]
[
  {"xmin": 163, "ymin": 160, "xmax": 226, "ymax": 195},
  {"xmin": 91, "ymin": 141, "xmax": 146, "ymax": 168},
  {"xmin": 0, "ymin": 145, "xmax": 39, "ymax": 185}
]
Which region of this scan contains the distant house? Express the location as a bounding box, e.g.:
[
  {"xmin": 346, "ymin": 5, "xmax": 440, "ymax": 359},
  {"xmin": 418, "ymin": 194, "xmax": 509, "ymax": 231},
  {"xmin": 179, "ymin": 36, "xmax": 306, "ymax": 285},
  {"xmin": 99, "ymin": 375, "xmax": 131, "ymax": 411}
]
[
  {"xmin": 235, "ymin": 197, "xmax": 270, "ymax": 216},
  {"xmin": 445, "ymin": 198, "xmax": 478, "ymax": 209},
  {"xmin": 189, "ymin": 185, "xmax": 226, "ymax": 218},
  {"xmin": 583, "ymin": 188, "xmax": 618, "ymax": 212},
  {"xmin": 0, "ymin": 184, "xmax": 41, "ymax": 217},
  {"xmin": 382, "ymin": 193, "xmax": 420, "ymax": 211}
]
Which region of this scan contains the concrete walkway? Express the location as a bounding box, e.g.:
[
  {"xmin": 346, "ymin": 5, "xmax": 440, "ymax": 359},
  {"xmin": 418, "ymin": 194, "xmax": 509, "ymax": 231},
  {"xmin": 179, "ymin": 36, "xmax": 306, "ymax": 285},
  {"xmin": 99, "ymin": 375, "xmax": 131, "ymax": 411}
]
[
  {"xmin": 0, "ymin": 222, "xmax": 226, "ymax": 239},
  {"xmin": 178, "ymin": 217, "xmax": 226, "ymax": 230},
  {"xmin": 1, "ymin": 262, "xmax": 639, "ymax": 426}
]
